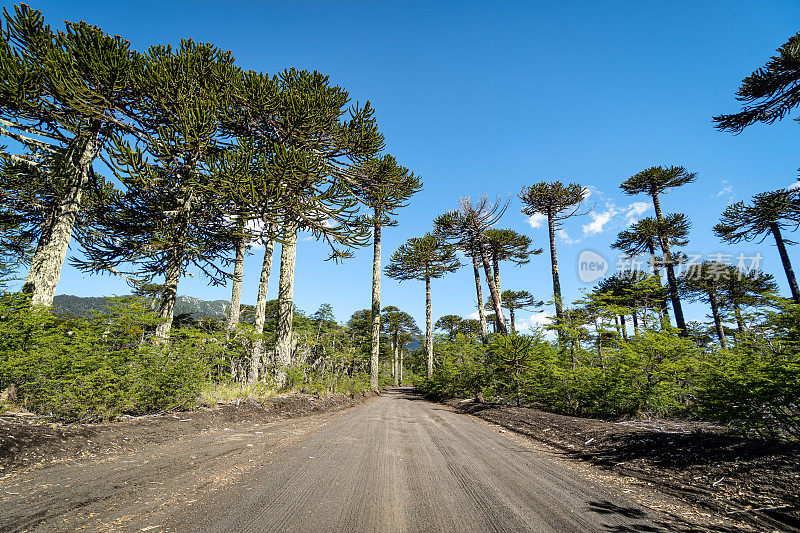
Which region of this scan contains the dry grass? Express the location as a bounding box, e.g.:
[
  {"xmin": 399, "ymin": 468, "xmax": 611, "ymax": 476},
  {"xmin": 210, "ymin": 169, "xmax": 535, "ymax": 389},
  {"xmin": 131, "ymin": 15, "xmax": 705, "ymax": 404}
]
[{"xmin": 198, "ymin": 382, "xmax": 282, "ymax": 406}]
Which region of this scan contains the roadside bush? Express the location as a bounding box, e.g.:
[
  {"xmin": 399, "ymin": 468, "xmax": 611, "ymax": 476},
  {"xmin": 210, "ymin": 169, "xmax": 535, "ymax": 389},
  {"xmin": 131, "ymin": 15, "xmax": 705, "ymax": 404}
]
[{"xmin": 0, "ymin": 293, "xmax": 210, "ymax": 420}]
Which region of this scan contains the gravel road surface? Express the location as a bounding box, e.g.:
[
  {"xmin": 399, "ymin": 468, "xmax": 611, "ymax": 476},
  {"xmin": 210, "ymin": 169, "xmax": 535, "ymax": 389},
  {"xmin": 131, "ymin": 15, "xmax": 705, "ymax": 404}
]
[{"xmin": 1, "ymin": 389, "xmax": 739, "ymax": 532}]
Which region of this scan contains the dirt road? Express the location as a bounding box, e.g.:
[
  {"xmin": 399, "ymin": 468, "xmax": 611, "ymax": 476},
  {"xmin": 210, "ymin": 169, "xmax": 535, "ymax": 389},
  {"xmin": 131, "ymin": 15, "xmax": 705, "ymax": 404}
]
[{"xmin": 1, "ymin": 389, "xmax": 742, "ymax": 532}]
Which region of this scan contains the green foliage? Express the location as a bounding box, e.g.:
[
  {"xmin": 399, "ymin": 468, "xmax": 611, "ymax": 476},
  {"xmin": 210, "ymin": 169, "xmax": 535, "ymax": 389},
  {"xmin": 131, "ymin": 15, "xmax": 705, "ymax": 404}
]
[
  {"xmin": 0, "ymin": 293, "xmax": 209, "ymax": 420},
  {"xmin": 693, "ymin": 332, "xmax": 800, "ymax": 439},
  {"xmin": 417, "ymin": 314, "xmax": 799, "ymax": 437}
]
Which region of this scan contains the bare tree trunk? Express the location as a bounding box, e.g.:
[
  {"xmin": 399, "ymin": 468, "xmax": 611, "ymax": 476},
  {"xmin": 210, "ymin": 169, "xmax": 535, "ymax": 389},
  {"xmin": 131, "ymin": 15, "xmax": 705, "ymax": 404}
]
[
  {"xmin": 399, "ymin": 348, "xmax": 404, "ymax": 383},
  {"xmin": 492, "ymin": 250, "xmax": 501, "ymax": 296},
  {"xmin": 708, "ymin": 290, "xmax": 728, "ymax": 349},
  {"xmin": 509, "ymin": 306, "xmax": 516, "ymax": 334},
  {"xmin": 154, "ymin": 248, "xmax": 183, "ymax": 339},
  {"xmin": 771, "ymin": 224, "xmax": 800, "ymax": 304},
  {"xmin": 249, "ymin": 235, "xmax": 275, "ymax": 383},
  {"xmin": 226, "ymin": 236, "xmax": 246, "ymax": 334},
  {"xmin": 478, "ymin": 243, "xmax": 507, "ymax": 335},
  {"xmin": 275, "ymin": 223, "xmax": 298, "ymax": 385},
  {"xmin": 733, "ymin": 302, "xmax": 745, "ymax": 335},
  {"xmin": 651, "ymin": 195, "xmax": 686, "ymax": 334},
  {"xmin": 391, "ymin": 332, "xmax": 399, "ymax": 386},
  {"xmin": 369, "ymin": 221, "xmax": 382, "ymax": 390},
  {"xmin": 22, "ymin": 128, "xmax": 101, "ymax": 307},
  {"xmin": 632, "ymin": 311, "xmax": 639, "ymax": 336},
  {"xmin": 619, "ymin": 315, "xmax": 628, "ymax": 341},
  {"xmin": 425, "ymin": 275, "xmax": 433, "ymax": 379},
  {"xmin": 647, "ymin": 241, "xmax": 671, "ymax": 328},
  {"xmin": 546, "ymin": 213, "xmax": 564, "ymax": 341},
  {"xmin": 471, "ymin": 253, "xmax": 489, "ymax": 343}
]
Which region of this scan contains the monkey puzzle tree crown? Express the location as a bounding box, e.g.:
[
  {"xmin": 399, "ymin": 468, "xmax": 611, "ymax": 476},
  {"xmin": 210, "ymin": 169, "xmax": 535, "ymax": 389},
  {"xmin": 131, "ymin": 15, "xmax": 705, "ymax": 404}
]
[
  {"xmin": 714, "ymin": 188, "xmax": 800, "ymax": 244},
  {"xmin": 352, "ymin": 154, "xmax": 422, "ymax": 227},
  {"xmin": 0, "ymin": 4, "xmax": 144, "ymax": 305},
  {"xmin": 713, "ymin": 30, "xmax": 800, "ymax": 133},
  {"xmin": 518, "ymin": 181, "xmax": 586, "ymax": 222},
  {"xmin": 231, "ymin": 68, "xmax": 385, "ymax": 260},
  {"xmin": 385, "ymin": 233, "xmax": 460, "ymax": 281},
  {"xmin": 482, "ymin": 228, "xmax": 542, "ymax": 265},
  {"xmin": 620, "ymin": 166, "xmax": 697, "ymax": 198},
  {"xmin": 613, "ymin": 214, "xmax": 690, "ymax": 256}
]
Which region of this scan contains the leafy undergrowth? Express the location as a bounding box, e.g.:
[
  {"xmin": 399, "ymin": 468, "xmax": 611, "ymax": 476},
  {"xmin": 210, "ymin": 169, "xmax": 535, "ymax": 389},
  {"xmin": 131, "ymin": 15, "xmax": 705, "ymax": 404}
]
[{"xmin": 445, "ymin": 398, "xmax": 800, "ymax": 532}]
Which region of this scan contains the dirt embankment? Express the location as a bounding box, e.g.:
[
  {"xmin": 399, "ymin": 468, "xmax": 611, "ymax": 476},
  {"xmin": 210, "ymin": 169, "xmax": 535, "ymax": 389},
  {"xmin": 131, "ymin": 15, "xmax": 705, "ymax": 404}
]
[
  {"xmin": 443, "ymin": 398, "xmax": 800, "ymax": 532},
  {"xmin": 0, "ymin": 391, "xmax": 376, "ymax": 472}
]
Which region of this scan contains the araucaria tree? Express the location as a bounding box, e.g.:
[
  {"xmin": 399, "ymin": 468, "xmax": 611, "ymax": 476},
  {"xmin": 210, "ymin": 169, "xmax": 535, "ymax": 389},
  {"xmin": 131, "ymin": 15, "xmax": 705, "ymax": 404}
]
[
  {"xmin": 233, "ymin": 68, "xmax": 384, "ymax": 382},
  {"xmin": 76, "ymin": 40, "xmax": 237, "ymax": 339},
  {"xmin": 519, "ymin": 181, "xmax": 586, "ymax": 337},
  {"xmin": 714, "ymin": 188, "xmax": 800, "ymax": 304},
  {"xmin": 435, "ymin": 196, "xmax": 509, "ymax": 337},
  {"xmin": 620, "ymin": 166, "xmax": 697, "ymax": 335},
  {"xmin": 382, "ymin": 305, "xmax": 420, "ymax": 385},
  {"xmin": 680, "ymin": 261, "xmax": 733, "ymax": 348},
  {"xmin": 482, "ymin": 228, "xmax": 542, "ymax": 295},
  {"xmin": 501, "ymin": 290, "xmax": 542, "ymax": 333},
  {"xmin": 0, "ymin": 5, "xmax": 139, "ymax": 306},
  {"xmin": 385, "ymin": 233, "xmax": 459, "ymax": 378},
  {"xmin": 612, "ymin": 214, "xmax": 691, "ymax": 326},
  {"xmin": 713, "ymin": 30, "xmax": 800, "ymax": 133},
  {"xmin": 353, "ymin": 154, "xmax": 421, "ymax": 389}
]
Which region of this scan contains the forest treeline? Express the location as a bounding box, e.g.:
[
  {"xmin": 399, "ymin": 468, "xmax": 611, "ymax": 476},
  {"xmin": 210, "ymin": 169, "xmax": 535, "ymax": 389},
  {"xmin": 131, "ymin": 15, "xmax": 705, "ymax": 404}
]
[
  {"xmin": 0, "ymin": 5, "xmax": 798, "ymax": 438},
  {"xmin": 0, "ymin": 4, "xmax": 421, "ymax": 418}
]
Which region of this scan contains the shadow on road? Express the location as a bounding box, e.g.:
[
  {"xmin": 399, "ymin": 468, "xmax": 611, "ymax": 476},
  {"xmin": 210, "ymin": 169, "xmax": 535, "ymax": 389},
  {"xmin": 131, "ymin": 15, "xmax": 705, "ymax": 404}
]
[{"xmin": 587, "ymin": 500, "xmax": 732, "ymax": 533}]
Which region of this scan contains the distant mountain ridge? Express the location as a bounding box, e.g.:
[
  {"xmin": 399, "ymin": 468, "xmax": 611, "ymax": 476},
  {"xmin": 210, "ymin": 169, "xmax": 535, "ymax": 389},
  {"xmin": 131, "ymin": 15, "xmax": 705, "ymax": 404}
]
[{"xmin": 52, "ymin": 294, "xmax": 230, "ymax": 321}]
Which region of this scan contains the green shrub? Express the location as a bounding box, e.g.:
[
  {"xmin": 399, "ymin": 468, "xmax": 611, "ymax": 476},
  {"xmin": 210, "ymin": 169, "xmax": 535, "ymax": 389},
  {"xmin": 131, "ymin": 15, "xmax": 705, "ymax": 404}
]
[{"xmin": 0, "ymin": 293, "xmax": 210, "ymax": 420}]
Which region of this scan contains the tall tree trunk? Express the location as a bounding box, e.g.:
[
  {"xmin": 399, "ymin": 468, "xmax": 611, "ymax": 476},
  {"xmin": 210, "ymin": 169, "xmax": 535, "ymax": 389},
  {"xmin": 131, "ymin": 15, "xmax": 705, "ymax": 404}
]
[
  {"xmin": 492, "ymin": 250, "xmax": 501, "ymax": 296},
  {"xmin": 22, "ymin": 129, "xmax": 101, "ymax": 306},
  {"xmin": 708, "ymin": 290, "xmax": 728, "ymax": 349},
  {"xmin": 154, "ymin": 247, "xmax": 183, "ymax": 339},
  {"xmin": 594, "ymin": 318, "xmax": 603, "ymax": 360},
  {"xmin": 425, "ymin": 275, "xmax": 433, "ymax": 379},
  {"xmin": 614, "ymin": 315, "xmax": 622, "ymax": 340},
  {"xmin": 478, "ymin": 242, "xmax": 507, "ymax": 335},
  {"xmin": 632, "ymin": 311, "xmax": 639, "ymax": 336},
  {"xmin": 619, "ymin": 314, "xmax": 628, "ymax": 341},
  {"xmin": 733, "ymin": 302, "xmax": 745, "ymax": 335},
  {"xmin": 275, "ymin": 223, "xmax": 298, "ymax": 384},
  {"xmin": 771, "ymin": 224, "xmax": 800, "ymax": 304},
  {"xmin": 226, "ymin": 236, "xmax": 246, "ymax": 334},
  {"xmin": 546, "ymin": 213, "xmax": 564, "ymax": 341},
  {"xmin": 392, "ymin": 331, "xmax": 399, "ymax": 386},
  {"xmin": 509, "ymin": 306, "xmax": 516, "ymax": 334},
  {"xmin": 369, "ymin": 221, "xmax": 382, "ymax": 390},
  {"xmin": 249, "ymin": 235, "xmax": 275, "ymax": 383},
  {"xmin": 651, "ymin": 194, "xmax": 686, "ymax": 334},
  {"xmin": 154, "ymin": 190, "xmax": 193, "ymax": 339},
  {"xmin": 399, "ymin": 348, "xmax": 404, "ymax": 383},
  {"xmin": 648, "ymin": 241, "xmax": 671, "ymax": 327},
  {"xmin": 471, "ymin": 252, "xmax": 489, "ymax": 343}
]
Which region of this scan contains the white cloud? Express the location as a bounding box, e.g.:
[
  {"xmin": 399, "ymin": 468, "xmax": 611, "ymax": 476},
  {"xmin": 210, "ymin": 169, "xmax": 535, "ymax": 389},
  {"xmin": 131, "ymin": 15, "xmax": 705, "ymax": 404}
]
[
  {"xmin": 623, "ymin": 201, "xmax": 650, "ymax": 225},
  {"xmin": 525, "ymin": 311, "xmax": 553, "ymax": 330},
  {"xmin": 713, "ymin": 179, "xmax": 735, "ymax": 204},
  {"xmin": 467, "ymin": 310, "xmax": 480, "ymax": 320},
  {"xmin": 557, "ymin": 229, "xmax": 580, "ymax": 245},
  {"xmin": 526, "ymin": 212, "xmax": 547, "ymax": 229},
  {"xmin": 714, "ymin": 180, "xmax": 733, "ymax": 197},
  {"xmin": 789, "ymin": 181, "xmax": 800, "ymax": 190},
  {"xmin": 582, "ymin": 203, "xmax": 619, "ymax": 235}
]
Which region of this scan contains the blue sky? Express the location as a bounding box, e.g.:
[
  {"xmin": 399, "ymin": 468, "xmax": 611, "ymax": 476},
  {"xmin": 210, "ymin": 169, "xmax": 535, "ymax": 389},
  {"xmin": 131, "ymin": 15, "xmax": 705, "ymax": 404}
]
[{"xmin": 6, "ymin": 1, "xmax": 800, "ymax": 331}]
